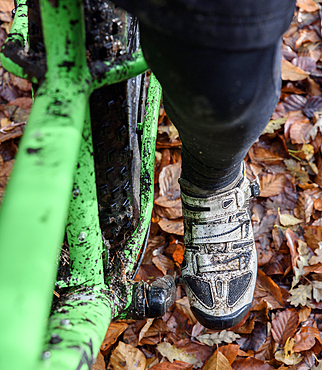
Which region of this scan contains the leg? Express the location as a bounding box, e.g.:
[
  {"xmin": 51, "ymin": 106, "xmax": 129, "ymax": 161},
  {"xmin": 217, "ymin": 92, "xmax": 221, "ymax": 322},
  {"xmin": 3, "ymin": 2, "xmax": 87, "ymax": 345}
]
[{"xmin": 114, "ymin": 0, "xmax": 295, "ymax": 328}]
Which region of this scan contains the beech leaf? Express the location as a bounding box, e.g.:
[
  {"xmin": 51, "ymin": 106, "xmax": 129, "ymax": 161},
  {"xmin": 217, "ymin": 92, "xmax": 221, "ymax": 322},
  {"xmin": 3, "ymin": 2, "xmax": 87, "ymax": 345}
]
[
  {"xmin": 275, "ymin": 350, "xmax": 303, "ymax": 365},
  {"xmin": 279, "ymin": 213, "xmax": 303, "ymax": 227},
  {"xmin": 281, "ymin": 59, "xmax": 310, "ymax": 81},
  {"xmin": 271, "ymin": 309, "xmax": 299, "ymax": 345},
  {"xmin": 203, "ymin": 351, "xmax": 232, "ymax": 370},
  {"xmin": 109, "ymin": 341, "xmax": 146, "ymax": 370}
]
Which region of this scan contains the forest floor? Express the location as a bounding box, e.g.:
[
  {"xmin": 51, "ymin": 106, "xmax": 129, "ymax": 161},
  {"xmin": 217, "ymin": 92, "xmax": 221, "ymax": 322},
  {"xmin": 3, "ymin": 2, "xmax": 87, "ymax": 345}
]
[{"xmin": 1, "ymin": 0, "xmax": 322, "ymax": 369}]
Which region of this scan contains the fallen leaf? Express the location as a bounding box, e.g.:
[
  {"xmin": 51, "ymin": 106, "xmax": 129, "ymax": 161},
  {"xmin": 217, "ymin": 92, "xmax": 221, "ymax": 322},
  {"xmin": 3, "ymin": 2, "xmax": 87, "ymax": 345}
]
[
  {"xmin": 217, "ymin": 344, "xmax": 239, "ymax": 365},
  {"xmin": 271, "ymin": 308, "xmax": 299, "ymax": 346},
  {"xmin": 203, "ymin": 351, "xmax": 232, "ymax": 370},
  {"xmin": 275, "ymin": 350, "xmax": 303, "ymax": 365},
  {"xmin": 196, "ymin": 330, "xmax": 240, "ymax": 346},
  {"xmin": 281, "ymin": 59, "xmax": 310, "ymax": 81},
  {"xmin": 304, "ymin": 226, "xmax": 322, "ymax": 250},
  {"xmin": 159, "ymin": 163, "xmax": 181, "ymax": 196},
  {"xmin": 279, "ymin": 213, "xmax": 303, "ymax": 226},
  {"xmin": 240, "ymin": 322, "xmax": 267, "ymax": 352},
  {"xmin": 296, "ymin": 0, "xmax": 319, "ymax": 12},
  {"xmin": 293, "ymin": 326, "xmax": 322, "ymax": 352},
  {"xmin": 284, "ymin": 337, "xmax": 295, "ymax": 357},
  {"xmin": 284, "ymin": 159, "xmax": 310, "ymax": 184},
  {"xmin": 262, "ymin": 118, "xmax": 287, "ymax": 135},
  {"xmin": 259, "ymin": 173, "xmax": 286, "ymax": 197},
  {"xmin": 91, "ymin": 352, "xmax": 105, "ymax": 370},
  {"xmin": 290, "ymin": 121, "xmax": 313, "ymax": 144},
  {"xmin": 310, "ymin": 246, "xmax": 322, "ymax": 268},
  {"xmin": 109, "ymin": 341, "xmax": 146, "ymax": 370},
  {"xmin": 157, "ymin": 342, "xmax": 201, "ymax": 367},
  {"xmin": 158, "ymin": 219, "xmax": 184, "ymax": 235},
  {"xmin": 138, "ymin": 318, "xmax": 154, "ymax": 343},
  {"xmin": 287, "ymin": 284, "xmax": 312, "ymax": 307},
  {"xmin": 100, "ymin": 321, "xmax": 128, "ymax": 355},
  {"xmin": 149, "ymin": 361, "xmax": 193, "ymax": 370},
  {"xmin": 232, "ymin": 357, "xmax": 275, "ymax": 370},
  {"xmin": 175, "ymin": 297, "xmax": 197, "ymax": 325},
  {"xmin": 158, "ymin": 124, "xmax": 180, "ymax": 142},
  {"xmin": 152, "ymin": 254, "xmax": 174, "ymax": 275},
  {"xmin": 295, "ymin": 29, "xmax": 321, "ymax": 49},
  {"xmin": 312, "ymin": 280, "xmax": 322, "ymax": 303},
  {"xmin": 256, "ymin": 269, "xmax": 284, "ymax": 306},
  {"xmin": 298, "ymin": 306, "xmax": 311, "ymax": 323}
]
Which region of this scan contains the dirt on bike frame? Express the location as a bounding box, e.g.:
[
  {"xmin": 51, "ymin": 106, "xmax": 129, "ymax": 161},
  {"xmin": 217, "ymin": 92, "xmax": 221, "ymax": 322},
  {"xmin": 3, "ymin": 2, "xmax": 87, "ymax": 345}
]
[{"xmin": 0, "ymin": 0, "xmax": 176, "ymax": 369}]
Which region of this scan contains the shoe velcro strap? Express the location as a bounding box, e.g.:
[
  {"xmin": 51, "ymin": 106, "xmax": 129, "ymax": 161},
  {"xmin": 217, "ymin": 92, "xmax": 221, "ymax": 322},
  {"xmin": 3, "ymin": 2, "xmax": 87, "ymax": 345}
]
[
  {"xmin": 196, "ymin": 251, "xmax": 252, "ymax": 273},
  {"xmin": 181, "ymin": 180, "xmax": 251, "ymax": 221},
  {"xmin": 190, "ymin": 220, "xmax": 250, "ymax": 244}
]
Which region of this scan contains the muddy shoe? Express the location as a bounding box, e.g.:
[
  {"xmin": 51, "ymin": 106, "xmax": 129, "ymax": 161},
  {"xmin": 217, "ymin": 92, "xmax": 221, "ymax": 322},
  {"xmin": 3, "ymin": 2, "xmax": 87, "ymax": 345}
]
[{"xmin": 179, "ymin": 165, "xmax": 260, "ymax": 330}]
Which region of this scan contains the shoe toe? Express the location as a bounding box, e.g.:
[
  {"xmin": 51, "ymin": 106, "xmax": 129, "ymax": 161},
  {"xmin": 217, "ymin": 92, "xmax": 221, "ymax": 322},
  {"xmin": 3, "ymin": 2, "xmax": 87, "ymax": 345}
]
[{"xmin": 191, "ymin": 303, "xmax": 251, "ymax": 330}]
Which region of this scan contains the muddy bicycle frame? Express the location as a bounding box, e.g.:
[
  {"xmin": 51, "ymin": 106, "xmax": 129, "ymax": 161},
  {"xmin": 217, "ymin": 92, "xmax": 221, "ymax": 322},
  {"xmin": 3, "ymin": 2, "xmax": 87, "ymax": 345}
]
[{"xmin": 0, "ymin": 0, "xmax": 163, "ymax": 369}]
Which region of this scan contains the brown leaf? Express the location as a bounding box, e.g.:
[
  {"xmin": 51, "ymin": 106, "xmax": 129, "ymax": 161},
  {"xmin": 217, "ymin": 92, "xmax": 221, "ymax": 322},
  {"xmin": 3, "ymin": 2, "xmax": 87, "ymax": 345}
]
[
  {"xmin": 152, "ymin": 254, "xmax": 174, "ymax": 275},
  {"xmin": 232, "ymin": 357, "xmax": 274, "ymax": 370},
  {"xmin": 290, "ymin": 121, "xmax": 313, "ymax": 144},
  {"xmin": 176, "ymin": 340, "xmax": 213, "ymax": 367},
  {"xmin": 286, "ymin": 228, "xmax": 300, "ymax": 272},
  {"xmin": 159, "ymin": 163, "xmax": 181, "ymax": 196},
  {"xmin": 314, "ymin": 198, "xmax": 322, "ymax": 211},
  {"xmin": 240, "ymin": 322, "xmax": 267, "ymax": 352},
  {"xmin": 271, "ymin": 308, "xmax": 299, "ymax": 346},
  {"xmin": 109, "ymin": 341, "xmax": 146, "ymax": 370},
  {"xmin": 295, "ymin": 29, "xmax": 321, "ymax": 49},
  {"xmin": 293, "ymin": 326, "xmax": 322, "ymax": 352},
  {"xmin": 216, "ymin": 344, "xmax": 239, "ymax": 365},
  {"xmin": 8, "ymin": 97, "xmax": 32, "ymax": 110},
  {"xmin": 256, "ymin": 269, "xmax": 284, "ymax": 306},
  {"xmin": 158, "ymin": 219, "xmax": 184, "ymax": 235},
  {"xmin": 149, "ymin": 361, "xmax": 193, "ymax": 370},
  {"xmin": 281, "ymin": 59, "xmax": 310, "ymax": 81},
  {"xmin": 259, "ymin": 174, "xmax": 286, "ymax": 197},
  {"xmin": 255, "ymin": 329, "xmax": 274, "ymax": 361},
  {"xmin": 203, "ymin": 351, "xmax": 232, "ymax": 370},
  {"xmin": 100, "ymin": 321, "xmax": 128, "ymax": 355},
  {"xmin": 175, "ymin": 297, "xmax": 197, "ymax": 325},
  {"xmin": 298, "ymin": 306, "xmax": 311, "ymax": 323},
  {"xmin": 304, "ymin": 226, "xmax": 322, "ymax": 250},
  {"xmin": 296, "ymin": 0, "xmax": 319, "ymax": 12},
  {"xmin": 91, "ymin": 352, "xmax": 105, "ymax": 370}
]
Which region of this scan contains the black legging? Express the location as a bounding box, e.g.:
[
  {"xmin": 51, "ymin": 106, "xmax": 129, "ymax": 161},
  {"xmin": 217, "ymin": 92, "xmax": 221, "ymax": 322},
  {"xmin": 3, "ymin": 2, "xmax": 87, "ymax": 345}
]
[{"xmin": 115, "ymin": 0, "xmax": 295, "ymax": 189}]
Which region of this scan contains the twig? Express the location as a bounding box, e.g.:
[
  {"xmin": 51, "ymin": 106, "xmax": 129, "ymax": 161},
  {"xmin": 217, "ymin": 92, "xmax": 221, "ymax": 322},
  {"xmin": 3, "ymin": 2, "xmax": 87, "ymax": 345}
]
[{"xmin": 0, "ymin": 121, "xmax": 26, "ymax": 134}]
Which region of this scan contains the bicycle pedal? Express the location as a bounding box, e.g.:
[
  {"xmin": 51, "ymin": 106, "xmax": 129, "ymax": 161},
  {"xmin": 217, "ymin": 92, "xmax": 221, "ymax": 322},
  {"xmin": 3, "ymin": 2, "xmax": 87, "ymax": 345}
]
[{"xmin": 134, "ymin": 275, "xmax": 176, "ymax": 318}]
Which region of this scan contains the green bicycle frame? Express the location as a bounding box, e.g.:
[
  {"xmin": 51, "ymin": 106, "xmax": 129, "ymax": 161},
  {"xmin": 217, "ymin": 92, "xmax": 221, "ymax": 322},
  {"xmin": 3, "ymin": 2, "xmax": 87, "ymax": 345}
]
[{"xmin": 0, "ymin": 0, "xmax": 161, "ymax": 369}]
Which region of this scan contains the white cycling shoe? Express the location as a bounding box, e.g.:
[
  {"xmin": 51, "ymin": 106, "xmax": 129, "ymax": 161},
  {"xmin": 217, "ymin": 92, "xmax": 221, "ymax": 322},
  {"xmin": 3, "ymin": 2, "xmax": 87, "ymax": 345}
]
[{"xmin": 180, "ymin": 164, "xmax": 260, "ymax": 330}]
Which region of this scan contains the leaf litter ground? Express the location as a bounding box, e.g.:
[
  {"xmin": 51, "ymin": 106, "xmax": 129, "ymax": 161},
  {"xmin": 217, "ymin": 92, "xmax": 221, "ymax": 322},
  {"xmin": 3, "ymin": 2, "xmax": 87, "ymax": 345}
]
[{"xmin": 1, "ymin": 1, "xmax": 322, "ymax": 369}]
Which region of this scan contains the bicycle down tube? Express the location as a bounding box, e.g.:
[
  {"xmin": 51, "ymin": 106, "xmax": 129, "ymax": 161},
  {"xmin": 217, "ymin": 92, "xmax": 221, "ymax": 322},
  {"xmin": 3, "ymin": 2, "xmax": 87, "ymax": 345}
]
[{"xmin": 0, "ymin": 1, "xmax": 165, "ymax": 369}]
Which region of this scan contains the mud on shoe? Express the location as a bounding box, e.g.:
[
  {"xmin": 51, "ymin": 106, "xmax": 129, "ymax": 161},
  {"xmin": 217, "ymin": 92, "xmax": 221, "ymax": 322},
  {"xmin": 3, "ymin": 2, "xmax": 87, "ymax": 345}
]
[{"xmin": 179, "ymin": 166, "xmax": 260, "ymax": 330}]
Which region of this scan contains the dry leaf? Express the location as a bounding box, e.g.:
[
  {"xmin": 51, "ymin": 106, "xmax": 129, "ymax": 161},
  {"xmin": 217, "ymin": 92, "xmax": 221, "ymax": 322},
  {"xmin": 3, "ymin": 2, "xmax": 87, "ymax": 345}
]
[
  {"xmin": 217, "ymin": 344, "xmax": 239, "ymax": 365},
  {"xmin": 275, "ymin": 350, "xmax": 303, "ymax": 365},
  {"xmin": 296, "ymin": 0, "xmax": 319, "ymax": 12},
  {"xmin": 293, "ymin": 326, "xmax": 322, "ymax": 352},
  {"xmin": 159, "ymin": 163, "xmax": 181, "ymax": 196},
  {"xmin": 298, "ymin": 306, "xmax": 311, "ymax": 323},
  {"xmin": 284, "ymin": 158, "xmax": 310, "ymax": 184},
  {"xmin": 256, "ymin": 269, "xmax": 284, "ymax": 306},
  {"xmin": 262, "ymin": 118, "xmax": 287, "ymax": 135},
  {"xmin": 197, "ymin": 330, "xmax": 240, "ymax": 346},
  {"xmin": 281, "ymin": 59, "xmax": 310, "ymax": 81},
  {"xmin": 287, "ymin": 284, "xmax": 312, "ymax": 307},
  {"xmin": 175, "ymin": 297, "xmax": 197, "ymax": 325},
  {"xmin": 158, "ymin": 124, "xmax": 180, "ymax": 142},
  {"xmin": 138, "ymin": 318, "xmax": 154, "ymax": 343},
  {"xmin": 149, "ymin": 361, "xmax": 193, "ymax": 370},
  {"xmin": 310, "ymin": 245, "xmax": 322, "ymax": 265},
  {"xmin": 91, "ymin": 352, "xmax": 105, "ymax": 370},
  {"xmin": 232, "ymin": 357, "xmax": 275, "ymax": 370},
  {"xmin": 259, "ymin": 174, "xmax": 286, "ymax": 197},
  {"xmin": 271, "ymin": 308, "xmax": 299, "ymax": 345},
  {"xmin": 100, "ymin": 321, "xmax": 128, "ymax": 355},
  {"xmin": 203, "ymin": 351, "xmax": 232, "ymax": 370},
  {"xmin": 158, "ymin": 219, "xmax": 184, "ymax": 235},
  {"xmin": 304, "ymin": 226, "xmax": 322, "ymax": 250},
  {"xmin": 152, "ymin": 254, "xmax": 174, "ymax": 275},
  {"xmin": 157, "ymin": 342, "xmax": 201, "ymax": 367},
  {"xmin": 279, "ymin": 213, "xmax": 303, "ymax": 226},
  {"xmin": 109, "ymin": 341, "xmax": 146, "ymax": 370}
]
